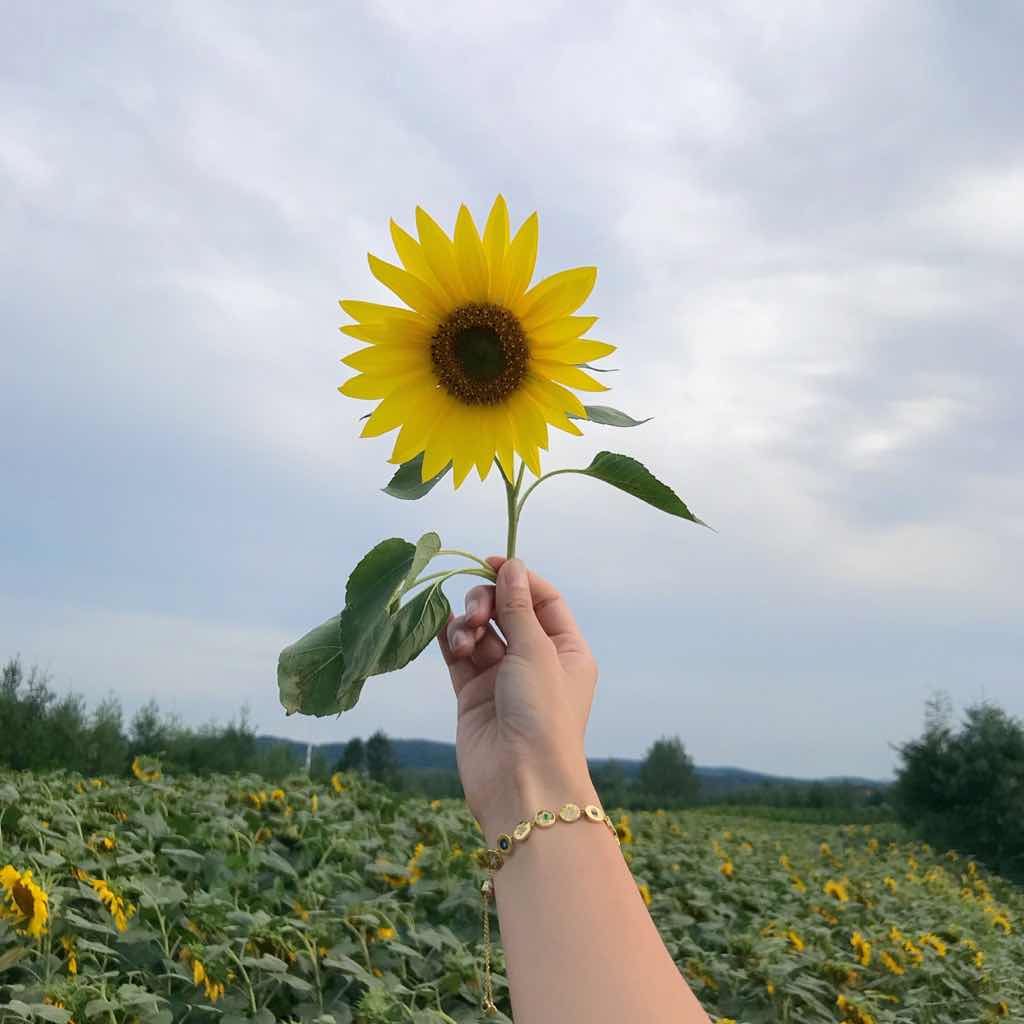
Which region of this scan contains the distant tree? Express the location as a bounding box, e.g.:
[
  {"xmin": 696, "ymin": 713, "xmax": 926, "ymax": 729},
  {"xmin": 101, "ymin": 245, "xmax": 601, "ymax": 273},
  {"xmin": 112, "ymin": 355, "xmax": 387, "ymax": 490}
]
[
  {"xmin": 638, "ymin": 736, "xmax": 699, "ymax": 805},
  {"xmin": 894, "ymin": 695, "xmax": 1024, "ymax": 879},
  {"xmin": 590, "ymin": 758, "xmax": 629, "ymax": 808},
  {"xmin": 337, "ymin": 737, "xmax": 367, "ymax": 775},
  {"xmin": 85, "ymin": 696, "xmax": 128, "ymax": 774},
  {"xmin": 131, "ymin": 700, "xmax": 168, "ymax": 754},
  {"xmin": 366, "ymin": 730, "xmax": 400, "ymax": 786}
]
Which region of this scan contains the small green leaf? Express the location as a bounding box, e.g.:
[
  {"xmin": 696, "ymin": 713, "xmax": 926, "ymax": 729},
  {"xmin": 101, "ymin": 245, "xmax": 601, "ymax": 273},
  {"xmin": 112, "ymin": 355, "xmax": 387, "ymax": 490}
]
[
  {"xmin": 570, "ymin": 405, "xmax": 652, "ymax": 428},
  {"xmin": 384, "ymin": 454, "xmax": 452, "ymax": 499},
  {"xmin": 278, "ymin": 536, "xmax": 452, "ymax": 717},
  {"xmin": 407, "ymin": 532, "xmax": 441, "ymax": 590},
  {"xmin": 579, "ymin": 452, "xmax": 708, "ymax": 526}
]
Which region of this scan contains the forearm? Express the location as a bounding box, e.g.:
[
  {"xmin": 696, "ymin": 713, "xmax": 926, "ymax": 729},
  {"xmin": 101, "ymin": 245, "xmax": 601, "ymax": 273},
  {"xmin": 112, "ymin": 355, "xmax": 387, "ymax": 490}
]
[{"xmin": 479, "ymin": 765, "xmax": 709, "ymax": 1024}]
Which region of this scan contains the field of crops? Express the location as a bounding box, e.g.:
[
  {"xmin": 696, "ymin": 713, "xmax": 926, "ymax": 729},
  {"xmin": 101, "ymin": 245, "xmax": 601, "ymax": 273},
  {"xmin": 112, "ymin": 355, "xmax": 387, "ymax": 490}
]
[{"xmin": 1, "ymin": 768, "xmax": 1021, "ymax": 1024}]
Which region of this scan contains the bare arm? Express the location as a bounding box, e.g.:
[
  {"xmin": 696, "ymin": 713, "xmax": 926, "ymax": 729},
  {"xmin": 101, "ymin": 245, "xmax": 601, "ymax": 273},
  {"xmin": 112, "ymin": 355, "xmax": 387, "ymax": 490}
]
[{"xmin": 439, "ymin": 557, "xmax": 709, "ymax": 1024}]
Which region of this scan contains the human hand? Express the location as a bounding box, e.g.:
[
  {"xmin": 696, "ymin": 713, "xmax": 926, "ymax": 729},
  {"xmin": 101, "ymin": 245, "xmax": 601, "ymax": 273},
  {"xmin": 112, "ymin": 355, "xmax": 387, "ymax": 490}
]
[{"xmin": 438, "ymin": 557, "xmax": 599, "ymax": 839}]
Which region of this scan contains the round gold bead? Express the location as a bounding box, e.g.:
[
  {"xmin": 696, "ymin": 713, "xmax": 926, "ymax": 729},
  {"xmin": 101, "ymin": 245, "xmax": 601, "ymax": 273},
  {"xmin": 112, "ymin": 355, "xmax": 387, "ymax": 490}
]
[
  {"xmin": 559, "ymin": 802, "xmax": 581, "ymax": 822},
  {"xmin": 584, "ymin": 804, "xmax": 605, "ymax": 822},
  {"xmin": 534, "ymin": 809, "xmax": 557, "ymax": 828},
  {"xmin": 512, "ymin": 820, "xmax": 533, "ymax": 842}
]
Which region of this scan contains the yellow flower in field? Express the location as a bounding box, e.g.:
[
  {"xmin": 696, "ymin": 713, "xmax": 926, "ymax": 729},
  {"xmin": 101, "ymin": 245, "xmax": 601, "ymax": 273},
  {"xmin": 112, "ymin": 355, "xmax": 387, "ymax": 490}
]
[
  {"xmin": 920, "ymin": 932, "xmax": 947, "ymax": 957},
  {"xmin": 819, "ymin": 842, "xmax": 832, "ymax": 857},
  {"xmin": 903, "ymin": 939, "xmax": 924, "ymax": 966},
  {"xmin": 995, "ymin": 1000, "xmax": 1009, "ymax": 1017},
  {"xmin": 791, "ymin": 874, "xmax": 807, "ymax": 894},
  {"xmin": 888, "ymin": 925, "xmax": 903, "ymax": 943},
  {"xmin": 720, "ymin": 860, "xmax": 734, "ymax": 878},
  {"xmin": 86, "ymin": 874, "xmax": 135, "ymax": 932},
  {"xmin": 615, "ymin": 815, "xmax": 633, "ymax": 846},
  {"xmin": 883, "ymin": 876, "xmax": 897, "ymax": 893},
  {"xmin": 670, "ymin": 863, "xmax": 680, "ymax": 873},
  {"xmin": 310, "ymin": 794, "xmax": 319, "ymax": 815},
  {"xmin": 638, "ymin": 883, "xmax": 652, "ymax": 907},
  {"xmin": 765, "ymin": 980, "xmax": 775, "ymax": 995},
  {"xmin": 974, "ymin": 950, "xmax": 985, "ymax": 968},
  {"xmin": 338, "ymin": 197, "xmax": 616, "ymax": 486},
  {"xmin": 131, "ymin": 755, "xmax": 161, "ymax": 782},
  {"xmin": 867, "ymin": 838, "xmax": 879, "ymax": 853},
  {"xmin": 331, "ymin": 773, "xmax": 346, "ymax": 794},
  {"xmin": 293, "ymin": 901, "xmax": 310, "ymax": 922},
  {"xmin": 880, "ymin": 951, "xmax": 904, "ymax": 975},
  {"xmin": 714, "ymin": 1019, "xmax": 737, "ymax": 1024},
  {"xmin": 813, "ymin": 904, "xmax": 839, "ymax": 926},
  {"xmin": 61, "ymin": 936, "xmax": 78, "ymax": 975},
  {"xmin": 193, "ymin": 959, "xmax": 207, "ymax": 986},
  {"xmin": 376, "ymin": 926, "xmax": 396, "ymax": 941},
  {"xmin": 271, "ymin": 788, "xmax": 286, "ymax": 802},
  {"xmin": 430, "ymin": 799, "xmax": 442, "ymax": 810},
  {"xmin": 787, "ymin": 929, "xmax": 805, "ymax": 953},
  {"xmin": 254, "ymin": 826, "xmax": 272, "ymax": 843},
  {"xmin": 991, "ymin": 913, "xmax": 1012, "ymax": 934},
  {"xmin": 0, "ymin": 865, "xmax": 49, "ymax": 938},
  {"xmin": 851, "ymin": 931, "xmax": 872, "ymax": 967},
  {"xmin": 824, "ymin": 879, "xmax": 850, "ymax": 902},
  {"xmin": 779, "ymin": 854, "xmax": 792, "ymax": 871}
]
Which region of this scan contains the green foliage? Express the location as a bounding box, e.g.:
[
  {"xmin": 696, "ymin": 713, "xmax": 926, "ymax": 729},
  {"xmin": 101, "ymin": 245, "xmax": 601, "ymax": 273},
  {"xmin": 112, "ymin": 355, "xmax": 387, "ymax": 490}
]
[
  {"xmin": 365, "ymin": 730, "xmax": 401, "ymax": 788},
  {"xmin": 579, "ymin": 452, "xmax": 707, "ymax": 525},
  {"xmin": 568, "ymin": 404, "xmax": 652, "ymax": 427},
  {"xmin": 0, "ymin": 770, "xmax": 1020, "ymax": 1024},
  {"xmin": 383, "ymin": 454, "xmax": 452, "ymax": 499},
  {"xmin": 894, "ymin": 696, "xmax": 1024, "ymax": 880},
  {"xmin": 639, "ymin": 736, "xmax": 699, "ymax": 806},
  {"xmin": 278, "ymin": 536, "xmax": 452, "ymax": 718},
  {"xmin": 336, "ymin": 736, "xmax": 367, "ymax": 775}
]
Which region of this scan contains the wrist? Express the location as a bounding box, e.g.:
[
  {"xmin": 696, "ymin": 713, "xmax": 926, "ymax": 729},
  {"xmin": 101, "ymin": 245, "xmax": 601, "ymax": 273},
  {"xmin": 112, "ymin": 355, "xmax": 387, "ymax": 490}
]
[{"xmin": 476, "ymin": 753, "xmax": 599, "ymax": 843}]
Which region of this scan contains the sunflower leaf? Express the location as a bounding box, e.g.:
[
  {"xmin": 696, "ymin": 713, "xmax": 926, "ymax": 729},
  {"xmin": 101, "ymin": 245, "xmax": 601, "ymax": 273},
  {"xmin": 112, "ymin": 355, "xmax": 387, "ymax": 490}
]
[
  {"xmin": 578, "ymin": 452, "xmax": 709, "ymax": 527},
  {"xmin": 570, "ymin": 405, "xmax": 652, "ymax": 428},
  {"xmin": 277, "ymin": 536, "xmax": 451, "ymax": 717},
  {"xmin": 384, "ymin": 455, "xmax": 453, "ymax": 500}
]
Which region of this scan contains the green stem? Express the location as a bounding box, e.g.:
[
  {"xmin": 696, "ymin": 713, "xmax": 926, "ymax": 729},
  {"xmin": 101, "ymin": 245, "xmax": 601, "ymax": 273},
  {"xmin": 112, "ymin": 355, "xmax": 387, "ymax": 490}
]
[
  {"xmin": 435, "ymin": 548, "xmax": 493, "ymax": 573},
  {"xmin": 403, "ymin": 567, "xmax": 496, "ymax": 594}
]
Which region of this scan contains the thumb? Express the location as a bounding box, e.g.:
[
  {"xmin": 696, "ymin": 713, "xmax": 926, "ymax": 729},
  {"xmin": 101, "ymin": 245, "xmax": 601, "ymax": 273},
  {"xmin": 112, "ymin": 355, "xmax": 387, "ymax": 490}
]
[{"xmin": 495, "ymin": 558, "xmax": 548, "ymax": 657}]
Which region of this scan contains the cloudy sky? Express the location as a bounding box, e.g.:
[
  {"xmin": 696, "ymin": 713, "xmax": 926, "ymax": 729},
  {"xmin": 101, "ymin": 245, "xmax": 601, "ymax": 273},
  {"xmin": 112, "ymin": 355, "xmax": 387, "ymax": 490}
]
[{"xmin": 3, "ymin": 1, "xmax": 1021, "ymax": 779}]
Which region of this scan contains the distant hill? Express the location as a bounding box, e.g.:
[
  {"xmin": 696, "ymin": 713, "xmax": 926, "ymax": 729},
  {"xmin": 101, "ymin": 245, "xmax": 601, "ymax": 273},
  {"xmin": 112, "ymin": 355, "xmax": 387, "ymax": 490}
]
[{"xmin": 255, "ymin": 735, "xmax": 887, "ymax": 792}]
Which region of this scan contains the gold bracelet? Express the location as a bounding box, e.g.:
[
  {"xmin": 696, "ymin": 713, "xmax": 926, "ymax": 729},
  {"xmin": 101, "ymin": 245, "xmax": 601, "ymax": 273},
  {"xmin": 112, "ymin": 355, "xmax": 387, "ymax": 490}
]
[{"xmin": 475, "ymin": 802, "xmax": 620, "ymax": 1016}]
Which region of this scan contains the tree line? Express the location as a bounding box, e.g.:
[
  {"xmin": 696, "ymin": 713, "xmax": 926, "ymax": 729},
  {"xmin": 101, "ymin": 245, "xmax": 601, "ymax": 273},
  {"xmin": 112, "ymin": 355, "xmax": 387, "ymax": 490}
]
[{"xmin": 3, "ymin": 655, "xmax": 1022, "ymax": 875}]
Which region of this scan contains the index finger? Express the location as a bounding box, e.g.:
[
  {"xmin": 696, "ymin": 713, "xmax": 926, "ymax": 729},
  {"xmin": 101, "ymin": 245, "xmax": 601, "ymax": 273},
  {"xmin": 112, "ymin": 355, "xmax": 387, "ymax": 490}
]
[{"xmin": 485, "ymin": 555, "xmax": 581, "ymax": 641}]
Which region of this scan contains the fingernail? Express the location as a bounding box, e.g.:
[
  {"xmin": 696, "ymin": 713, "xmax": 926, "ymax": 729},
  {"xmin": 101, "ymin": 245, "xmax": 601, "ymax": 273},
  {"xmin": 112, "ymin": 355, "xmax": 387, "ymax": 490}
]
[
  {"xmin": 465, "ymin": 597, "xmax": 479, "ymax": 617},
  {"xmin": 451, "ymin": 629, "xmax": 467, "ymax": 649},
  {"xmin": 504, "ymin": 559, "xmax": 526, "ymax": 585}
]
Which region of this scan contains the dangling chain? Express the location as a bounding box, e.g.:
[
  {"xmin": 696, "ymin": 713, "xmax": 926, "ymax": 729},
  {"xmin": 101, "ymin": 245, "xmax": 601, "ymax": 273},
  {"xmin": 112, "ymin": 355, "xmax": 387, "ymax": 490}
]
[{"xmin": 480, "ymin": 874, "xmax": 498, "ymax": 1016}]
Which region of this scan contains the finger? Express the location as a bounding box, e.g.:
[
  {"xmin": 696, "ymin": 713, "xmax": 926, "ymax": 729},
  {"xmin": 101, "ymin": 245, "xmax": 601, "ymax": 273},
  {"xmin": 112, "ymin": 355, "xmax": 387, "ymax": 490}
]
[
  {"xmin": 438, "ymin": 616, "xmax": 477, "ymax": 694},
  {"xmin": 494, "ymin": 558, "xmax": 550, "ymax": 658},
  {"xmin": 463, "ymin": 583, "xmax": 496, "ymax": 629},
  {"xmin": 469, "ymin": 621, "xmax": 507, "ymax": 673},
  {"xmin": 486, "ymin": 556, "xmax": 581, "ymax": 641}
]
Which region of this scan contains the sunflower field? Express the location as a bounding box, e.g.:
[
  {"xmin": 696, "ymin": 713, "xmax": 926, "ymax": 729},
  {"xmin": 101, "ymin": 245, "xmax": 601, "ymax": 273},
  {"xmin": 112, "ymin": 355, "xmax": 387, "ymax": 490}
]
[{"xmin": 1, "ymin": 768, "xmax": 1021, "ymax": 1024}]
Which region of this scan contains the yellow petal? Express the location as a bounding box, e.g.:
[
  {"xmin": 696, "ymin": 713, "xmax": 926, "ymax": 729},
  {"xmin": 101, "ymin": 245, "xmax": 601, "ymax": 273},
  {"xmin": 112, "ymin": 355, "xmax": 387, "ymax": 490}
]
[
  {"xmin": 522, "ymin": 377, "xmax": 586, "ymax": 435},
  {"xmin": 415, "ymin": 206, "xmax": 467, "ymax": 306},
  {"xmin": 483, "ymin": 195, "xmax": 509, "ymax": 302},
  {"xmin": 525, "ymin": 374, "xmax": 588, "ymax": 418},
  {"xmin": 339, "ymin": 374, "xmax": 400, "ymax": 399},
  {"xmin": 367, "ymin": 254, "xmax": 447, "ymax": 319},
  {"xmin": 529, "ymin": 315, "xmax": 599, "ymax": 345},
  {"xmin": 454, "ymin": 204, "xmax": 489, "ymax": 302},
  {"xmin": 389, "ymin": 389, "xmax": 447, "ymax": 464},
  {"xmin": 507, "ymin": 389, "xmax": 548, "ymax": 472},
  {"xmin": 532, "ymin": 339, "xmax": 617, "ymax": 364},
  {"xmin": 532, "ymin": 359, "xmax": 609, "ymax": 392},
  {"xmin": 339, "ymin": 299, "xmax": 426, "ymax": 326},
  {"xmin": 421, "ymin": 403, "xmax": 458, "ymax": 479},
  {"xmin": 360, "ymin": 378, "xmax": 436, "ymax": 438},
  {"xmin": 517, "ymin": 267, "xmax": 597, "ymax": 330},
  {"xmin": 340, "ymin": 322, "xmax": 430, "ymax": 346},
  {"xmin": 341, "ymin": 346, "xmax": 429, "ymax": 374},
  {"xmin": 502, "ymin": 212, "xmax": 538, "ymax": 305},
  {"xmin": 472, "ymin": 408, "xmax": 497, "ymax": 481},
  {"xmin": 390, "ymin": 219, "xmax": 436, "ymax": 284}
]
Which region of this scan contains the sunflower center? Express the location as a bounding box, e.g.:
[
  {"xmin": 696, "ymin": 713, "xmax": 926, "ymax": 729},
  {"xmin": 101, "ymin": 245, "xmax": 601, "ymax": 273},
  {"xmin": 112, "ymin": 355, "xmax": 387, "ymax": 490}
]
[{"xmin": 431, "ymin": 303, "xmax": 528, "ymax": 405}]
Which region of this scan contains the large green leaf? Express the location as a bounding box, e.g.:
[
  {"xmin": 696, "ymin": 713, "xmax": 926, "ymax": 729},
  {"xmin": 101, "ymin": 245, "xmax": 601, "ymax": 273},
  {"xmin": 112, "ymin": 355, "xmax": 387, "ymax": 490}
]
[
  {"xmin": 579, "ymin": 451, "xmax": 708, "ymax": 526},
  {"xmin": 278, "ymin": 536, "xmax": 451, "ymax": 717},
  {"xmin": 384, "ymin": 454, "xmax": 452, "ymax": 499},
  {"xmin": 570, "ymin": 404, "xmax": 652, "ymax": 428}
]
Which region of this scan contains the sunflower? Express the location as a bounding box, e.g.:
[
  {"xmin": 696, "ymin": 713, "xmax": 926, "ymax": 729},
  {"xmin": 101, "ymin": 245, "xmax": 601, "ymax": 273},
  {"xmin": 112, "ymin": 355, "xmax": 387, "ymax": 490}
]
[
  {"xmin": 0, "ymin": 864, "xmax": 49, "ymax": 938},
  {"xmin": 338, "ymin": 196, "xmax": 616, "ymax": 486}
]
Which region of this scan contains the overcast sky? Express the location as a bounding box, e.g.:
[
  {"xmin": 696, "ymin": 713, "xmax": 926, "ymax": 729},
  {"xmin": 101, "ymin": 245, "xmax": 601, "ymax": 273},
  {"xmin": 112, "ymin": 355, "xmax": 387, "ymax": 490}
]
[{"xmin": 2, "ymin": 1, "xmax": 1021, "ymax": 779}]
